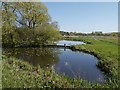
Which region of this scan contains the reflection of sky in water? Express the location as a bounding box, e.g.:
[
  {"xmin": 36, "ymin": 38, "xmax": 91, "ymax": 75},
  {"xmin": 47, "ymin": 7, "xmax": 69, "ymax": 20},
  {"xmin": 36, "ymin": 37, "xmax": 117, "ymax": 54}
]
[
  {"xmin": 56, "ymin": 40, "xmax": 85, "ymax": 46},
  {"xmin": 3, "ymin": 40, "xmax": 106, "ymax": 83},
  {"xmin": 55, "ymin": 48, "xmax": 106, "ymax": 83}
]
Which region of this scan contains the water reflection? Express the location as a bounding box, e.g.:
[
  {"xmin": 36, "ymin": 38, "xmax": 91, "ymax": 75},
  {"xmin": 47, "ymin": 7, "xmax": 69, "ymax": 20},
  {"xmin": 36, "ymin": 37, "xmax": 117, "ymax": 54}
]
[
  {"xmin": 3, "ymin": 47, "xmax": 59, "ymax": 67},
  {"xmin": 56, "ymin": 40, "xmax": 85, "ymax": 46},
  {"xmin": 3, "ymin": 47, "xmax": 106, "ymax": 83}
]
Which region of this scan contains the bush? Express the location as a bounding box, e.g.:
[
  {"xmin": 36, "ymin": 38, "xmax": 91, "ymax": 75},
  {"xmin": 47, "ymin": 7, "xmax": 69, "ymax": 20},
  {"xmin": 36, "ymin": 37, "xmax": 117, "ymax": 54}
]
[{"xmin": 2, "ymin": 24, "xmax": 62, "ymax": 47}]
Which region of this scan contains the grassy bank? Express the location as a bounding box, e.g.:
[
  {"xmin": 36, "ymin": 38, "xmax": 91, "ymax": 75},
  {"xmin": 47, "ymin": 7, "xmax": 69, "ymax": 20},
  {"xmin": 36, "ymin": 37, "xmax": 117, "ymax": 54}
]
[
  {"xmin": 2, "ymin": 36, "xmax": 119, "ymax": 88},
  {"xmin": 2, "ymin": 55, "xmax": 118, "ymax": 88},
  {"xmin": 65, "ymin": 36, "xmax": 119, "ymax": 86}
]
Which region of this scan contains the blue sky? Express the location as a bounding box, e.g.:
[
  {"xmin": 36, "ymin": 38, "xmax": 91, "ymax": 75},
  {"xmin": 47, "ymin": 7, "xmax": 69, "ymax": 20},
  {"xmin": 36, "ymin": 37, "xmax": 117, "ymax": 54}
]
[{"xmin": 44, "ymin": 2, "xmax": 118, "ymax": 33}]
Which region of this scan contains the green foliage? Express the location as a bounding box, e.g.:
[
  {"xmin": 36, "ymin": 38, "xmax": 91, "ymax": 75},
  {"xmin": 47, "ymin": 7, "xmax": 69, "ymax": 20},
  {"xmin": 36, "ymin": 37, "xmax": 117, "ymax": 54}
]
[
  {"xmin": 2, "ymin": 2, "xmax": 61, "ymax": 47},
  {"xmin": 66, "ymin": 36, "xmax": 119, "ymax": 87},
  {"xmin": 2, "ymin": 56, "xmax": 116, "ymax": 88},
  {"xmin": 2, "ymin": 36, "xmax": 119, "ymax": 88},
  {"xmin": 60, "ymin": 31, "xmax": 119, "ymax": 37},
  {"xmin": 2, "ymin": 25, "xmax": 61, "ymax": 47},
  {"xmin": 12, "ymin": 2, "xmax": 49, "ymax": 28},
  {"xmin": 34, "ymin": 24, "xmax": 62, "ymax": 45}
]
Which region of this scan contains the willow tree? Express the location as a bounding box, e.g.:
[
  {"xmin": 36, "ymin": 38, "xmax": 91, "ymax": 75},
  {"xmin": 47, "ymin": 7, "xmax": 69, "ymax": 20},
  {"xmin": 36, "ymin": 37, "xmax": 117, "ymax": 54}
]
[
  {"xmin": 2, "ymin": 2, "xmax": 61, "ymax": 47},
  {"xmin": 2, "ymin": 2, "xmax": 16, "ymax": 47},
  {"xmin": 10, "ymin": 2, "xmax": 49, "ymax": 28}
]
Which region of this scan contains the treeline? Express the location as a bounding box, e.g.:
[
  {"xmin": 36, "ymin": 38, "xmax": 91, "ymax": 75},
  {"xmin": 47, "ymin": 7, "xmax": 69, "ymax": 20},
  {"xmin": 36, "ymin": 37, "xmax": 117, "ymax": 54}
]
[
  {"xmin": 60, "ymin": 31, "xmax": 119, "ymax": 37},
  {"xmin": 2, "ymin": 2, "xmax": 61, "ymax": 47}
]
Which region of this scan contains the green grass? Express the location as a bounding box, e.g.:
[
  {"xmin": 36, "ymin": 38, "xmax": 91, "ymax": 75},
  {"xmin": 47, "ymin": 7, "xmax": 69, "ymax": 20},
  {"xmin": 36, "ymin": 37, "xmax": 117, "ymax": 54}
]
[
  {"xmin": 2, "ymin": 55, "xmax": 118, "ymax": 88},
  {"xmin": 0, "ymin": 54, "xmax": 2, "ymax": 89},
  {"xmin": 2, "ymin": 36, "xmax": 119, "ymax": 88},
  {"xmin": 65, "ymin": 36, "xmax": 119, "ymax": 86}
]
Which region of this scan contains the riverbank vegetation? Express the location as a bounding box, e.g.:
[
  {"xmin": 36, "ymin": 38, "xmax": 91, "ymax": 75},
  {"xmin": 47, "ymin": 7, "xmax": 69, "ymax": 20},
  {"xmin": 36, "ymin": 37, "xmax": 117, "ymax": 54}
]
[
  {"xmin": 1, "ymin": 1, "xmax": 119, "ymax": 89},
  {"xmin": 2, "ymin": 55, "xmax": 118, "ymax": 88},
  {"xmin": 2, "ymin": 2, "xmax": 61, "ymax": 47},
  {"xmin": 2, "ymin": 36, "xmax": 119, "ymax": 88},
  {"xmin": 65, "ymin": 36, "xmax": 119, "ymax": 87}
]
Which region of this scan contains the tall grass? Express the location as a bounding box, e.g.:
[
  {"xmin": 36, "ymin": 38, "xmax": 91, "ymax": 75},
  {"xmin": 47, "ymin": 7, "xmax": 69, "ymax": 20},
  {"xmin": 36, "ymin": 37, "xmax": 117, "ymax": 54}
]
[
  {"xmin": 2, "ymin": 55, "xmax": 116, "ymax": 88},
  {"xmin": 2, "ymin": 36, "xmax": 119, "ymax": 88},
  {"xmin": 66, "ymin": 36, "xmax": 119, "ymax": 87}
]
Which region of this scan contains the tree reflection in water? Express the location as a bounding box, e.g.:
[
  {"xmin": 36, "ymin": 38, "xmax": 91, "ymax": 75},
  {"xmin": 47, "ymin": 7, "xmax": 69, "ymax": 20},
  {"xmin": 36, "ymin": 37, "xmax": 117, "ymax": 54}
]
[{"xmin": 3, "ymin": 47, "xmax": 60, "ymax": 68}]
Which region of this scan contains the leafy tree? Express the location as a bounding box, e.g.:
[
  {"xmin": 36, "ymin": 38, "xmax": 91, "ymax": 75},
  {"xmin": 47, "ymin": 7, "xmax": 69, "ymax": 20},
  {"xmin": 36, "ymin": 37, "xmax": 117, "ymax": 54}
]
[
  {"xmin": 2, "ymin": 2, "xmax": 61, "ymax": 47},
  {"xmin": 2, "ymin": 2, "xmax": 16, "ymax": 47},
  {"xmin": 11, "ymin": 2, "xmax": 49, "ymax": 28}
]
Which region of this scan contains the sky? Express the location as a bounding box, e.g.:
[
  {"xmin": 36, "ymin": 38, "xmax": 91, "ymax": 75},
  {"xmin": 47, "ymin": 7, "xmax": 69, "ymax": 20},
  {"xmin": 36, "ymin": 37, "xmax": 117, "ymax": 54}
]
[{"xmin": 44, "ymin": 2, "xmax": 118, "ymax": 33}]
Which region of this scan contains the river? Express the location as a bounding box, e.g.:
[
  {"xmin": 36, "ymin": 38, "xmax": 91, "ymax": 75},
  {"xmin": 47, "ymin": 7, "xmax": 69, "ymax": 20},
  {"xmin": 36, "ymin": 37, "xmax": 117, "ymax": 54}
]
[{"xmin": 3, "ymin": 40, "xmax": 106, "ymax": 83}]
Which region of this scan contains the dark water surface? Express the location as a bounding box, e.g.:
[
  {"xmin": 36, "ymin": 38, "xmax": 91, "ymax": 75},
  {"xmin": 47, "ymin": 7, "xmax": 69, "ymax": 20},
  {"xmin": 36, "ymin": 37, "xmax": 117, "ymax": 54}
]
[{"xmin": 3, "ymin": 40, "xmax": 106, "ymax": 83}]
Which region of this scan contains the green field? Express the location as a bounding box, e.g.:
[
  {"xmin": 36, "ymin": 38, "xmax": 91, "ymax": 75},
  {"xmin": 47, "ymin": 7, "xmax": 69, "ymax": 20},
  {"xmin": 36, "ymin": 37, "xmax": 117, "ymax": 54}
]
[
  {"xmin": 1, "ymin": 2, "xmax": 119, "ymax": 89},
  {"xmin": 2, "ymin": 36, "xmax": 119, "ymax": 88},
  {"xmin": 65, "ymin": 36, "xmax": 119, "ymax": 85}
]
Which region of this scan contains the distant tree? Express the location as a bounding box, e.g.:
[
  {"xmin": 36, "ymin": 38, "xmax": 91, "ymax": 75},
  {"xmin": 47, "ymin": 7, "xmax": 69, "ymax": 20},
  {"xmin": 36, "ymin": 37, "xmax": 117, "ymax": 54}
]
[
  {"xmin": 110, "ymin": 32, "xmax": 118, "ymax": 37},
  {"xmin": 91, "ymin": 31, "xmax": 103, "ymax": 36}
]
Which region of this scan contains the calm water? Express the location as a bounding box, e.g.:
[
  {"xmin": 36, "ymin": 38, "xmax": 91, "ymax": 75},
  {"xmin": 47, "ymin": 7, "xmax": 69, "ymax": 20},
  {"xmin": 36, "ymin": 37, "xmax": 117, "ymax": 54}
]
[
  {"xmin": 3, "ymin": 40, "xmax": 106, "ymax": 83},
  {"xmin": 55, "ymin": 40, "xmax": 85, "ymax": 46}
]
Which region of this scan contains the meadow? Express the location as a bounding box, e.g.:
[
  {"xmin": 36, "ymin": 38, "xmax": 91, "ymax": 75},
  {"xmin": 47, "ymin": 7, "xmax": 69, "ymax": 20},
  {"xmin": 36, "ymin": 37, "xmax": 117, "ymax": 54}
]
[
  {"xmin": 66, "ymin": 36, "xmax": 119, "ymax": 86},
  {"xmin": 2, "ymin": 36, "xmax": 119, "ymax": 88},
  {"xmin": 1, "ymin": 2, "xmax": 119, "ymax": 89}
]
